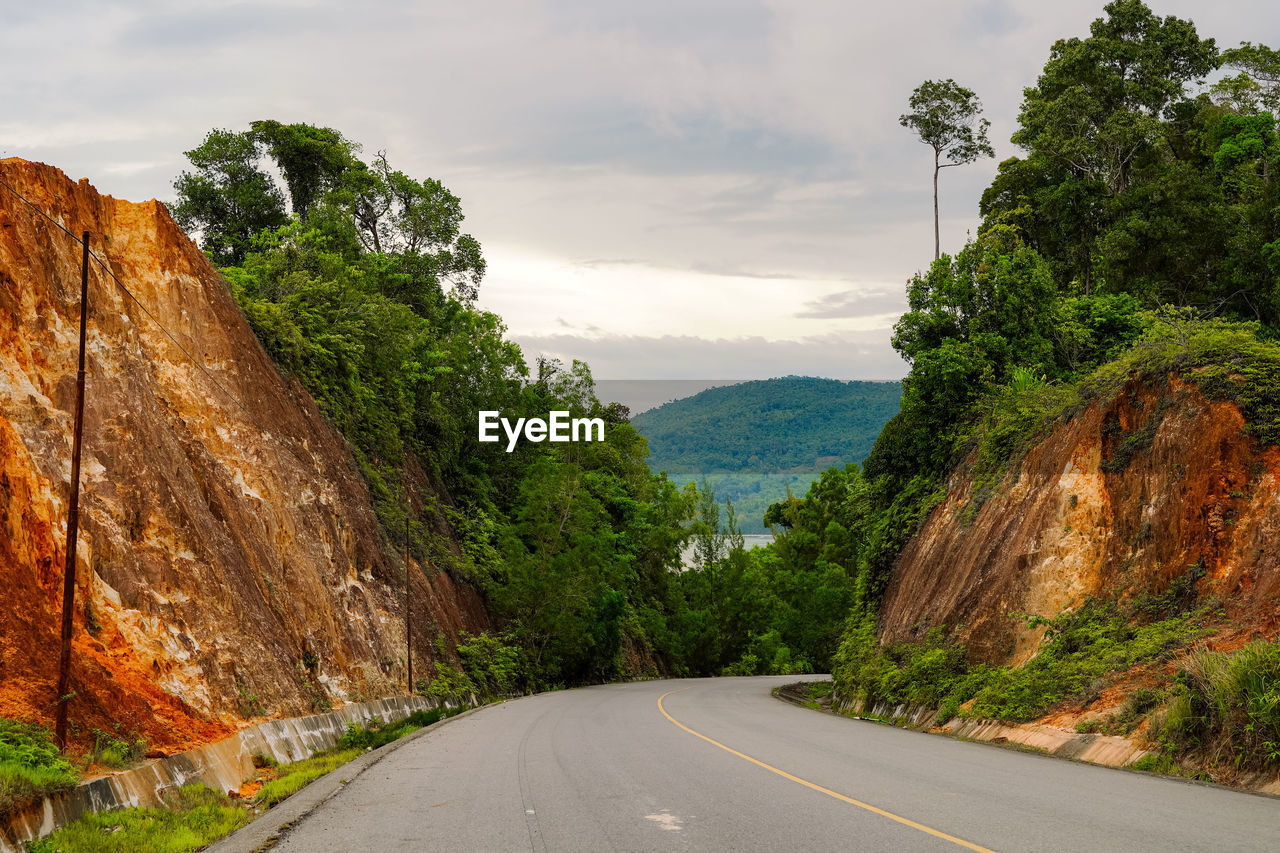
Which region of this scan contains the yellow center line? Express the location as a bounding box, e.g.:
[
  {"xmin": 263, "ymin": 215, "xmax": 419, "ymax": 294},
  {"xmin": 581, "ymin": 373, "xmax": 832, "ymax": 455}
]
[{"xmin": 657, "ymin": 689, "xmax": 997, "ymax": 853}]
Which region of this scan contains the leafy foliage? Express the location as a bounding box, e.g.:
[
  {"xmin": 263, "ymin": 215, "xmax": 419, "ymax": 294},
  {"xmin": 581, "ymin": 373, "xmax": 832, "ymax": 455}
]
[
  {"xmin": 900, "ymin": 77, "xmax": 995, "ymax": 258},
  {"xmin": 173, "ymin": 123, "xmax": 709, "ymax": 691},
  {"xmin": 419, "ymin": 632, "xmax": 525, "ymax": 702},
  {"xmin": 980, "ymin": 1, "xmax": 1280, "ymax": 317},
  {"xmin": 899, "ymin": 79, "xmax": 994, "ymax": 170},
  {"xmin": 0, "ymin": 718, "xmax": 78, "ymax": 817},
  {"xmin": 171, "ymin": 129, "xmax": 288, "ymax": 265},
  {"xmin": 1155, "ymin": 641, "xmax": 1280, "ymax": 768}
]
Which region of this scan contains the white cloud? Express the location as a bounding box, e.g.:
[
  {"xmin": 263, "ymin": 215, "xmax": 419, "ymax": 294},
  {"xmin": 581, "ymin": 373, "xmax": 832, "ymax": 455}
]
[{"xmin": 3, "ymin": 0, "xmax": 1276, "ymax": 378}]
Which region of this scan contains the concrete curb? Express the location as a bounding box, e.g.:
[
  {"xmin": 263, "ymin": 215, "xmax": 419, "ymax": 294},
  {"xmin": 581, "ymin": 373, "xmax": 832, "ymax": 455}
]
[
  {"xmin": 207, "ymin": 703, "xmax": 494, "ymax": 853},
  {"xmin": 772, "ymin": 681, "xmax": 1148, "ymax": 767}
]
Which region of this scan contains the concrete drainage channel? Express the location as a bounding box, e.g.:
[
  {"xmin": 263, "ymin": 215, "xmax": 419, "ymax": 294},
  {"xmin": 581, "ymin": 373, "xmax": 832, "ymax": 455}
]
[{"xmin": 0, "ymin": 696, "xmax": 470, "ymax": 853}]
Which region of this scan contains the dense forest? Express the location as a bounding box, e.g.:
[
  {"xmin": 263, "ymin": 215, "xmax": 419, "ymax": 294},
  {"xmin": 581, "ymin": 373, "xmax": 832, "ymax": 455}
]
[{"xmin": 630, "ymin": 377, "xmax": 901, "ymax": 533}]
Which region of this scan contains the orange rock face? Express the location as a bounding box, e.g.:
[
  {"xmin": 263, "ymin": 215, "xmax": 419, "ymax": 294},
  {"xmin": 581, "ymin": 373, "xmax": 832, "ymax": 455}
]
[
  {"xmin": 880, "ymin": 376, "xmax": 1280, "ymax": 664},
  {"xmin": 0, "ymin": 159, "xmax": 488, "ymax": 753}
]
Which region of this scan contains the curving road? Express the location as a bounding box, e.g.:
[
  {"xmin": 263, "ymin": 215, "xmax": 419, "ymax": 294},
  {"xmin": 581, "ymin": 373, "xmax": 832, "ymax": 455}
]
[{"xmin": 267, "ymin": 676, "xmax": 1277, "ymax": 852}]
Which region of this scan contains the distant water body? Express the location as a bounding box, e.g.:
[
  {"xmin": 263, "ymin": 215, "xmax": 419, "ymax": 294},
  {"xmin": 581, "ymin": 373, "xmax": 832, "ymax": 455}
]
[{"xmin": 680, "ymin": 533, "xmax": 774, "ymax": 568}]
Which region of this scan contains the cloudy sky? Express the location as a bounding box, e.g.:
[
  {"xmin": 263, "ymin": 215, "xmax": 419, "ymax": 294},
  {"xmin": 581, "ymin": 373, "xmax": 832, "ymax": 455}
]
[{"xmin": 3, "ymin": 1, "xmax": 1276, "ymax": 378}]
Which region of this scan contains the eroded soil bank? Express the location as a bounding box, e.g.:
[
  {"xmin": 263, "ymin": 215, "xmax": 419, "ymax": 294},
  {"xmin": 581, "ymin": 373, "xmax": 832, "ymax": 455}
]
[{"xmin": 0, "ymin": 159, "xmax": 489, "ymax": 755}]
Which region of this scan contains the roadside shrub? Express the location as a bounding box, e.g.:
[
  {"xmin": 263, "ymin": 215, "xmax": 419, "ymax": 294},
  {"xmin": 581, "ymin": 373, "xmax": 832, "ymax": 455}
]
[
  {"xmin": 723, "ymin": 630, "xmax": 813, "ymax": 676},
  {"xmin": 834, "ymin": 622, "xmax": 972, "ymax": 717},
  {"xmin": 91, "ymin": 727, "xmax": 148, "ymax": 769},
  {"xmin": 0, "ymin": 718, "xmax": 78, "ymax": 817},
  {"xmin": 420, "ymin": 662, "xmax": 476, "ymax": 705},
  {"xmin": 1155, "ymin": 641, "xmax": 1280, "ymax": 768},
  {"xmin": 455, "ymin": 631, "xmax": 524, "ymax": 697},
  {"xmin": 336, "ymin": 707, "xmax": 458, "ymax": 751},
  {"xmin": 965, "ymin": 601, "xmax": 1201, "ymax": 721}
]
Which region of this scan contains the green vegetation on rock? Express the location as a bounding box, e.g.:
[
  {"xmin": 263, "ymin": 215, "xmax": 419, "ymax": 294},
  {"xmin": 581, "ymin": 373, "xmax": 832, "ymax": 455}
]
[
  {"xmin": 1154, "ymin": 641, "xmax": 1280, "ymax": 769},
  {"xmin": 834, "ymin": 597, "xmax": 1209, "ymax": 726}
]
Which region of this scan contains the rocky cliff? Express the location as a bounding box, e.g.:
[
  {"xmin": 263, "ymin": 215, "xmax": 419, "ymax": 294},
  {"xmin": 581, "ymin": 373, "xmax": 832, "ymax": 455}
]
[
  {"xmin": 0, "ymin": 159, "xmax": 488, "ymax": 753},
  {"xmin": 880, "ymin": 376, "xmax": 1280, "ymax": 664}
]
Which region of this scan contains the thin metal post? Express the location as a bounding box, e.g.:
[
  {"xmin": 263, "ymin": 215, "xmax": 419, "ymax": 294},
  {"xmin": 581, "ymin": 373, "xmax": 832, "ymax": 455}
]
[
  {"xmin": 405, "ymin": 507, "xmax": 412, "ymax": 694},
  {"xmin": 55, "ymin": 231, "xmax": 90, "ymax": 750}
]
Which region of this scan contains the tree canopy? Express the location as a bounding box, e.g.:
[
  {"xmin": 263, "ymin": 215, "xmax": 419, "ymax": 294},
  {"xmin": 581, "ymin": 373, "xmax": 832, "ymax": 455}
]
[{"xmin": 900, "ymin": 78, "xmax": 994, "ymax": 258}]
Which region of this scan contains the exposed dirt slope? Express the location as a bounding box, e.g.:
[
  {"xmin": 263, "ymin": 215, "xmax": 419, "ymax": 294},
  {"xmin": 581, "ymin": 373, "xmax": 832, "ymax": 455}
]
[
  {"xmin": 880, "ymin": 376, "xmax": 1280, "ymax": 664},
  {"xmin": 0, "ymin": 159, "xmax": 488, "ymax": 753}
]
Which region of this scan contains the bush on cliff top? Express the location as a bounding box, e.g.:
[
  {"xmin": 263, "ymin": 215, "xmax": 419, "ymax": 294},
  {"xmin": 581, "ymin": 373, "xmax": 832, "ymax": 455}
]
[
  {"xmin": 0, "ymin": 717, "xmax": 78, "ymax": 817},
  {"xmin": 1091, "ymin": 318, "xmax": 1280, "ymax": 449}
]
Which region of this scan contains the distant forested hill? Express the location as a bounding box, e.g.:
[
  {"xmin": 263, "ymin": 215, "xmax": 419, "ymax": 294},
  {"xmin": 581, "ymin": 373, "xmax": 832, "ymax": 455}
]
[
  {"xmin": 631, "ymin": 377, "xmax": 902, "ymax": 474},
  {"xmin": 630, "ymin": 377, "xmax": 902, "ymax": 532}
]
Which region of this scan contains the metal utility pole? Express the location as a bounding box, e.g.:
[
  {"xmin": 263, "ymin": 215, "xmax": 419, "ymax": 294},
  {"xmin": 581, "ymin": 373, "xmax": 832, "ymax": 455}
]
[
  {"xmin": 55, "ymin": 231, "xmax": 90, "ymax": 750},
  {"xmin": 405, "ymin": 507, "xmax": 413, "ymax": 694}
]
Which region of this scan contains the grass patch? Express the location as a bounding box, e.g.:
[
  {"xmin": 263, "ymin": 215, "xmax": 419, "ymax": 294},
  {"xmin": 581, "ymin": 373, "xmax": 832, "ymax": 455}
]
[
  {"xmin": 335, "ymin": 706, "xmax": 462, "ymax": 752},
  {"xmin": 1152, "ymin": 640, "xmax": 1280, "ymax": 770},
  {"xmin": 0, "ymin": 718, "xmax": 79, "ymax": 819},
  {"xmin": 252, "ymin": 747, "xmax": 366, "ymax": 809},
  {"xmin": 28, "ymin": 783, "xmax": 247, "ymax": 853}
]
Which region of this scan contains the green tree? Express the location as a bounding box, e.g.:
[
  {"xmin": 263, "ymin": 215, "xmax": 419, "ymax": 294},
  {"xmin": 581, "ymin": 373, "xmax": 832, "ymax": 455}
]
[
  {"xmin": 1220, "ymin": 42, "xmax": 1280, "ymax": 115},
  {"xmin": 900, "ymin": 79, "xmax": 995, "ymax": 259},
  {"xmin": 171, "ymin": 129, "xmax": 288, "ymax": 265},
  {"xmin": 984, "ymin": 0, "xmax": 1219, "ymax": 294},
  {"xmin": 250, "ymin": 120, "xmax": 359, "ymax": 220}
]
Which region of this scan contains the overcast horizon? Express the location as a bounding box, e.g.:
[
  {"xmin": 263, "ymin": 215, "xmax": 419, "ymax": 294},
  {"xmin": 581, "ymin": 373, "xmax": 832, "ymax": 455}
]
[{"xmin": 4, "ymin": 1, "xmax": 1276, "ymax": 379}]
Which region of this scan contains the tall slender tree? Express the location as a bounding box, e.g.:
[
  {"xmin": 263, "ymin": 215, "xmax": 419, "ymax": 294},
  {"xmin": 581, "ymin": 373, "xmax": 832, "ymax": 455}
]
[{"xmin": 900, "ymin": 79, "xmax": 995, "ymax": 259}]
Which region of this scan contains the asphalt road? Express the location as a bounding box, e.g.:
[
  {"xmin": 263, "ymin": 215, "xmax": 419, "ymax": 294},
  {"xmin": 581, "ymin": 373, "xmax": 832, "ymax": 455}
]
[{"xmin": 270, "ymin": 676, "xmax": 1278, "ymax": 852}]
